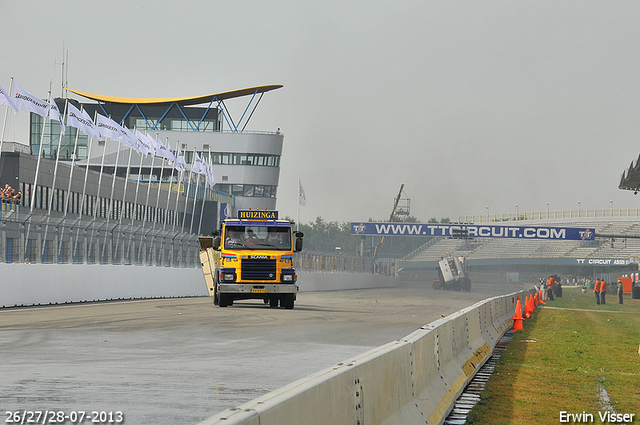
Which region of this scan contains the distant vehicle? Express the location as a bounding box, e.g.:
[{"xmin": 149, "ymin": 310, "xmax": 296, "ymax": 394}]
[
  {"xmin": 199, "ymin": 210, "xmax": 304, "ymax": 309},
  {"xmin": 433, "ymin": 256, "xmax": 471, "ymax": 291}
]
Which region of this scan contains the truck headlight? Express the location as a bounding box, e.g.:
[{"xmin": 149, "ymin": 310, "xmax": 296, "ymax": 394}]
[
  {"xmin": 281, "ymin": 269, "xmax": 297, "ymax": 283},
  {"xmin": 219, "ymin": 268, "xmax": 236, "ymax": 282}
]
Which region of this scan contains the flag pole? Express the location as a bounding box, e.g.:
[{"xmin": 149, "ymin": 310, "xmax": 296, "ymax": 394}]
[
  {"xmin": 162, "ymin": 139, "xmax": 178, "ymax": 232},
  {"xmin": 88, "ymin": 130, "xmax": 109, "ymax": 262},
  {"xmin": 296, "ymin": 176, "xmax": 300, "ymax": 232},
  {"xmin": 138, "ymin": 132, "xmax": 161, "ymax": 263},
  {"xmin": 197, "ymin": 146, "xmax": 214, "ymax": 236},
  {"xmin": 25, "ymin": 90, "xmax": 52, "ymax": 260},
  {"xmin": 42, "ymin": 97, "xmax": 68, "ymax": 259},
  {"xmin": 47, "ymin": 98, "xmax": 68, "ymax": 216},
  {"xmin": 100, "ymin": 138, "xmax": 123, "ymax": 259},
  {"xmin": 171, "ymin": 144, "xmax": 186, "ymax": 229},
  {"xmin": 73, "ymin": 112, "xmax": 97, "ymax": 262},
  {"xmin": 61, "ymin": 103, "xmax": 83, "ymax": 260},
  {"xmin": 197, "ymin": 166, "xmax": 208, "ymax": 236},
  {"xmin": 189, "ymin": 172, "xmax": 201, "ymax": 234},
  {"xmin": 126, "ymin": 144, "xmax": 145, "ymax": 262},
  {"xmin": 63, "ymin": 105, "xmax": 83, "ymax": 218},
  {"xmin": 151, "ymin": 137, "xmax": 170, "ymax": 230},
  {"xmin": 0, "ymin": 78, "xmax": 15, "ymax": 179},
  {"xmin": 29, "ymin": 91, "xmax": 51, "ymax": 213},
  {"xmin": 181, "ymin": 148, "xmax": 196, "ymax": 233}
]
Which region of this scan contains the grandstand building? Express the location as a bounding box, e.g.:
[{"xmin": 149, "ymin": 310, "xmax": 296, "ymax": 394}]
[
  {"xmin": 0, "ymin": 85, "xmax": 284, "ymax": 264},
  {"xmin": 399, "ymin": 214, "xmax": 640, "ymax": 284}
]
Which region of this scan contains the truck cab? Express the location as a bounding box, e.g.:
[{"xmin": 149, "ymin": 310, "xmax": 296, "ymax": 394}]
[
  {"xmin": 432, "ymin": 255, "xmax": 471, "ymax": 292},
  {"xmin": 199, "ymin": 210, "xmax": 303, "ymax": 308}
]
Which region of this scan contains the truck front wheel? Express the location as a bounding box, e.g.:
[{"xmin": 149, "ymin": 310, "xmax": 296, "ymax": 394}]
[
  {"xmin": 281, "ymin": 294, "xmax": 295, "ymax": 309},
  {"xmin": 219, "ymin": 294, "xmax": 232, "ymax": 307},
  {"xmin": 213, "ymin": 276, "xmax": 219, "ymax": 305}
]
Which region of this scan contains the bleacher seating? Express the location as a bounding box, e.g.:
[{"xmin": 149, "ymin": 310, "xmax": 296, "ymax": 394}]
[{"xmin": 407, "ymin": 218, "xmax": 640, "ymax": 261}]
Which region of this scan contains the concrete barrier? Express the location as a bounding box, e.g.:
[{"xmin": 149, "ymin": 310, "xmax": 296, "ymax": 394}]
[
  {"xmin": 0, "ymin": 263, "xmax": 401, "ymax": 308},
  {"xmin": 0, "ymin": 263, "xmax": 205, "ymax": 307},
  {"xmin": 197, "ymin": 290, "xmax": 528, "ymax": 425},
  {"xmin": 298, "ymin": 271, "xmax": 401, "ymax": 292}
]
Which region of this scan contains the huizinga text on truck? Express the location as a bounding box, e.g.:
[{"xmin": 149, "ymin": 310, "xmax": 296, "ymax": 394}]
[{"xmin": 199, "ymin": 210, "xmax": 304, "ymax": 309}]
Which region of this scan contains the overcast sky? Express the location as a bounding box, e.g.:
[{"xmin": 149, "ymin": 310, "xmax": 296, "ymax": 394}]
[{"xmin": 2, "ymin": 1, "xmax": 640, "ymax": 224}]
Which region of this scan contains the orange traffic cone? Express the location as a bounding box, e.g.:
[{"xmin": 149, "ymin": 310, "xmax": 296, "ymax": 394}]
[
  {"xmin": 524, "ymin": 294, "xmax": 533, "ymax": 318},
  {"xmin": 512, "ymin": 299, "xmax": 524, "ymax": 331},
  {"xmin": 534, "ymin": 291, "xmax": 539, "ymax": 308},
  {"xmin": 539, "ymin": 289, "xmax": 546, "ymax": 305}
]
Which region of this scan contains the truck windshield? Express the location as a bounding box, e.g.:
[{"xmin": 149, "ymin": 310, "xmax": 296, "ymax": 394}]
[{"xmin": 224, "ymin": 225, "xmax": 292, "ymax": 251}]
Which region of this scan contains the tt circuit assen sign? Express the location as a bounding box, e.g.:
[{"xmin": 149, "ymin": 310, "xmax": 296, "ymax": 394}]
[{"xmin": 350, "ymin": 222, "xmax": 596, "ymax": 241}]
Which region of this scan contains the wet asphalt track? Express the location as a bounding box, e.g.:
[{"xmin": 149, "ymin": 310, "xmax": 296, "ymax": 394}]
[{"xmin": 0, "ymin": 280, "xmax": 524, "ymax": 424}]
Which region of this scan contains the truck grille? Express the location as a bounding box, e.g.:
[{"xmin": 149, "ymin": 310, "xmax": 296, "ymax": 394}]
[{"xmin": 242, "ymin": 259, "xmax": 277, "ymax": 280}]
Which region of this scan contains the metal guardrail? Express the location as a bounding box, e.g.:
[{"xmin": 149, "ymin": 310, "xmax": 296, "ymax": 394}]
[
  {"xmin": 458, "ymin": 208, "xmax": 640, "ymax": 223},
  {"xmin": 294, "ymin": 250, "xmax": 375, "ymax": 274},
  {"xmin": 1, "ymin": 215, "xmax": 200, "ymax": 267}
]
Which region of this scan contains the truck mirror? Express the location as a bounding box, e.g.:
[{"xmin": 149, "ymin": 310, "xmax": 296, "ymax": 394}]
[
  {"xmin": 295, "ymin": 231, "xmax": 304, "ymax": 238},
  {"xmin": 213, "ymin": 236, "xmax": 221, "ymax": 250},
  {"xmin": 295, "ymin": 236, "xmax": 303, "ymax": 252}
]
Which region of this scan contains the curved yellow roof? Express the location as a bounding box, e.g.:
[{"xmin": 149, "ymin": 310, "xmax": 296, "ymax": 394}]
[{"xmin": 66, "ymin": 84, "xmax": 283, "ymax": 106}]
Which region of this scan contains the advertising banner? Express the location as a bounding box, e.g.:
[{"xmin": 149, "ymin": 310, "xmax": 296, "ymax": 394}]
[{"xmin": 350, "ymin": 222, "xmax": 595, "ymax": 241}]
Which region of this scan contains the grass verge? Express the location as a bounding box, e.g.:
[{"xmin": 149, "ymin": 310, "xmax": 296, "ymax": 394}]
[{"xmin": 467, "ymin": 287, "xmax": 640, "ymax": 424}]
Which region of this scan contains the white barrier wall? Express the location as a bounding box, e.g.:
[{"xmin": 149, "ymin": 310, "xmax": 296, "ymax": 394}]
[
  {"xmin": 0, "ymin": 263, "xmax": 206, "ymax": 307},
  {"xmin": 297, "ymin": 271, "xmax": 401, "ymax": 292},
  {"xmin": 0, "ymin": 264, "xmax": 401, "ymax": 308},
  {"xmin": 197, "ymin": 290, "xmax": 528, "ymax": 425}
]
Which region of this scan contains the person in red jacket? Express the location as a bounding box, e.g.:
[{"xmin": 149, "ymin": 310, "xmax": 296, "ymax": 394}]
[
  {"xmin": 593, "ymin": 278, "xmax": 601, "ymax": 305},
  {"xmin": 600, "ymin": 279, "xmax": 607, "ymax": 304}
]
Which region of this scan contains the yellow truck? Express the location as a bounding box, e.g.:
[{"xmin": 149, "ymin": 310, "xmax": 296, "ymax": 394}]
[{"xmin": 199, "ymin": 210, "xmax": 303, "ymax": 308}]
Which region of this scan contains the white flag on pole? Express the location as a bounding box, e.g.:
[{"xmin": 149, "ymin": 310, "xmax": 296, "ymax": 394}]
[
  {"xmin": 192, "ymin": 151, "xmax": 206, "ymax": 175},
  {"xmin": 206, "ymin": 155, "xmax": 215, "ymax": 188},
  {"xmin": 119, "ymin": 125, "xmax": 141, "ymax": 151},
  {"xmin": 48, "ymin": 97, "xmax": 65, "ymax": 136},
  {"xmin": 12, "ymin": 83, "xmax": 50, "ymax": 118},
  {"xmin": 95, "ymin": 113, "xmax": 124, "ymax": 141},
  {"xmin": 299, "ymin": 180, "xmax": 306, "ymax": 206},
  {"xmin": 155, "ymin": 138, "xmax": 176, "ymax": 163},
  {"xmin": 134, "ymin": 129, "xmax": 152, "ymax": 156},
  {"xmin": 174, "ymin": 146, "xmax": 187, "ymax": 172},
  {"xmin": 67, "ymin": 103, "xmax": 99, "ymax": 138},
  {"xmin": 0, "ymin": 84, "xmax": 18, "ymax": 112}
]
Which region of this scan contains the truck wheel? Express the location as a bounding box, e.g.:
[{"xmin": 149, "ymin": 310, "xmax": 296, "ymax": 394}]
[
  {"xmin": 269, "ymin": 297, "xmax": 279, "ymax": 308},
  {"xmin": 281, "ymin": 294, "xmax": 295, "ymax": 309},
  {"xmin": 219, "ymin": 294, "xmax": 230, "ymax": 307},
  {"xmin": 213, "ymin": 276, "xmax": 219, "ymax": 305}
]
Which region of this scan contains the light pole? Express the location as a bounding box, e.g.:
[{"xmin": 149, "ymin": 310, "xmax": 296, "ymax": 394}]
[
  {"xmin": 546, "ymin": 202, "xmax": 549, "ymax": 219},
  {"xmin": 610, "ymin": 200, "xmax": 613, "ymax": 217},
  {"xmin": 486, "ymin": 206, "xmax": 489, "ymax": 222},
  {"xmin": 578, "ymin": 201, "xmax": 581, "ymax": 217},
  {"xmin": 515, "ymin": 204, "xmax": 519, "ymax": 221}
]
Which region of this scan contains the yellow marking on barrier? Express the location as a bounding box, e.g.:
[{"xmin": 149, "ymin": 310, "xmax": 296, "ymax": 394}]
[
  {"xmin": 461, "ymin": 342, "xmax": 492, "ymax": 376},
  {"xmin": 428, "ymin": 373, "xmax": 467, "ymax": 424}
]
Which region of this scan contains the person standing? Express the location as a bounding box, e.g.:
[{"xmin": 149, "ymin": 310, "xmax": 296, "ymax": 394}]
[
  {"xmin": 547, "ymin": 275, "xmax": 555, "ymax": 301},
  {"xmin": 594, "ymin": 278, "xmax": 601, "ymax": 305},
  {"xmin": 600, "ymin": 279, "xmax": 607, "ymax": 304},
  {"xmin": 617, "ymin": 279, "xmax": 624, "ymax": 304}
]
